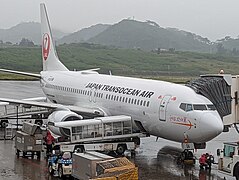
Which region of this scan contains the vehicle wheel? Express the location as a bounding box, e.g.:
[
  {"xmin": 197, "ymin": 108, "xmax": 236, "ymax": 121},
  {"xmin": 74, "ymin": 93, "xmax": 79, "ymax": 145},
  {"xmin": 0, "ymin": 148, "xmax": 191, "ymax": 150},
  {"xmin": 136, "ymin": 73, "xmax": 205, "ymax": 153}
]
[
  {"xmin": 58, "ymin": 165, "xmax": 65, "ymax": 179},
  {"xmin": 23, "ymin": 151, "xmax": 26, "ymax": 158},
  {"xmin": 234, "ymin": 163, "xmax": 239, "ymax": 180},
  {"xmin": 31, "ymin": 152, "xmax": 34, "ymax": 159},
  {"xmin": 16, "ymin": 149, "xmax": 20, "ymax": 158},
  {"xmin": 75, "ymin": 146, "xmax": 84, "ymax": 153},
  {"xmin": 48, "ymin": 163, "xmax": 54, "ymax": 175},
  {"xmin": 35, "ymin": 120, "xmax": 43, "ymax": 126},
  {"xmin": 133, "ymin": 137, "xmax": 140, "ymax": 145},
  {"xmin": 37, "ymin": 151, "xmax": 41, "ymax": 160},
  {"xmin": 116, "ymin": 144, "xmax": 126, "ymax": 155},
  {"xmin": 0, "ymin": 120, "xmax": 8, "ymax": 128}
]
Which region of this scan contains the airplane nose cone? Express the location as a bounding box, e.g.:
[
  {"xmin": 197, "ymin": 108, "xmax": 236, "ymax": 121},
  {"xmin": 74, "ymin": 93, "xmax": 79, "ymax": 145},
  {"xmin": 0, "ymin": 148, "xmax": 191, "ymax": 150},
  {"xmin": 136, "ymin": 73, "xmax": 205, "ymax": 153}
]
[{"xmin": 200, "ymin": 113, "xmax": 223, "ymax": 142}]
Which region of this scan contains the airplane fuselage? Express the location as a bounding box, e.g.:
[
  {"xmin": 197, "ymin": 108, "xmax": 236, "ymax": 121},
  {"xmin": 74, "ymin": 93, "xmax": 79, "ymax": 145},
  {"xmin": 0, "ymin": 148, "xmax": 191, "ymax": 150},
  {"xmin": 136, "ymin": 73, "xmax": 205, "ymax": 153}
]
[{"xmin": 40, "ymin": 71, "xmax": 223, "ymax": 144}]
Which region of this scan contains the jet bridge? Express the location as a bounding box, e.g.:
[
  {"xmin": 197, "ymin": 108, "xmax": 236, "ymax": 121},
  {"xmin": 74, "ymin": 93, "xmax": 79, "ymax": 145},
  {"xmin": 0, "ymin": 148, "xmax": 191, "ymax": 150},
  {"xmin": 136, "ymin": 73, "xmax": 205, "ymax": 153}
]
[{"xmin": 186, "ymin": 74, "xmax": 239, "ymax": 126}]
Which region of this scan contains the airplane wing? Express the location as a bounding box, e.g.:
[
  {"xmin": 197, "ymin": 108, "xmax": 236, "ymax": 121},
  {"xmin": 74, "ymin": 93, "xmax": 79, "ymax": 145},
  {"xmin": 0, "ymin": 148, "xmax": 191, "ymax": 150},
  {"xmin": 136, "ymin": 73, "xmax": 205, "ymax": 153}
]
[
  {"xmin": 0, "ymin": 97, "xmax": 104, "ymax": 117},
  {"xmin": 0, "ymin": 69, "xmax": 41, "ymax": 78}
]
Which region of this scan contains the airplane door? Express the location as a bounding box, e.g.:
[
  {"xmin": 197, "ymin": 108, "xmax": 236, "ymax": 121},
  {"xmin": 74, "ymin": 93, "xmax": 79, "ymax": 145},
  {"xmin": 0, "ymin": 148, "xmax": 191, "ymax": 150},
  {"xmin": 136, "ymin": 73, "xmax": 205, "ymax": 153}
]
[
  {"xmin": 89, "ymin": 88, "xmax": 93, "ymax": 102},
  {"xmin": 89, "ymin": 88, "xmax": 97, "ymax": 103},
  {"xmin": 159, "ymin": 95, "xmax": 171, "ymax": 121},
  {"xmin": 93, "ymin": 89, "xmax": 97, "ymax": 103}
]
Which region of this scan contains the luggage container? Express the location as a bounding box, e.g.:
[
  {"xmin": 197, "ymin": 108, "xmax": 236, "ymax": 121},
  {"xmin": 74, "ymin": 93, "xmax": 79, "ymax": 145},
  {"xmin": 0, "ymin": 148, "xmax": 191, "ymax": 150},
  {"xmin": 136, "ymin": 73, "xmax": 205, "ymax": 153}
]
[
  {"xmin": 72, "ymin": 151, "xmax": 138, "ymax": 180},
  {"xmin": 92, "ymin": 157, "xmax": 138, "ymax": 180},
  {"xmin": 15, "ymin": 122, "xmax": 44, "ymax": 159},
  {"xmin": 72, "ymin": 151, "xmax": 113, "ymax": 180}
]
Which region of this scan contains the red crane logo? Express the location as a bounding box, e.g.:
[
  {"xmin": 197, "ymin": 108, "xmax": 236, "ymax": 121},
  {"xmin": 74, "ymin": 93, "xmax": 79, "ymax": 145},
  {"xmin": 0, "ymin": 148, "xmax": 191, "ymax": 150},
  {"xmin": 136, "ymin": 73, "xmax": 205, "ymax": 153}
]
[{"xmin": 42, "ymin": 33, "xmax": 50, "ymax": 60}]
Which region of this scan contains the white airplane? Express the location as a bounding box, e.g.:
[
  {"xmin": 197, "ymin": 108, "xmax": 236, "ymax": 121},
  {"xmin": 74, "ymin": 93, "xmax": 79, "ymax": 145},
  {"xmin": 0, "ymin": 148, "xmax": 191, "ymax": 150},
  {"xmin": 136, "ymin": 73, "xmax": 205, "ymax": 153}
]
[{"xmin": 0, "ymin": 4, "xmax": 223, "ymax": 159}]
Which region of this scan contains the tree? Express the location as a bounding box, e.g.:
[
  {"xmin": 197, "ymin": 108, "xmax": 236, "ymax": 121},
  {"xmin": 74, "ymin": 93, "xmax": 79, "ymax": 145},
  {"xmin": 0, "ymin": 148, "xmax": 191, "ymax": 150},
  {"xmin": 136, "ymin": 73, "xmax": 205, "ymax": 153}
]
[
  {"xmin": 19, "ymin": 38, "xmax": 34, "ymax": 47},
  {"xmin": 216, "ymin": 43, "xmax": 227, "ymax": 54}
]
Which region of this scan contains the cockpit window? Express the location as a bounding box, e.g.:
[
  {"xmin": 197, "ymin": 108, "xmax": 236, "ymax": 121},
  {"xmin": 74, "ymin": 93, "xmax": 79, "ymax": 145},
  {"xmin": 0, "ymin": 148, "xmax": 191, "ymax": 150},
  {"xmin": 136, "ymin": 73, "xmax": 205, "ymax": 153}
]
[
  {"xmin": 207, "ymin": 104, "xmax": 216, "ymax": 110},
  {"xmin": 179, "ymin": 103, "xmax": 193, "ymax": 112},
  {"xmin": 186, "ymin": 104, "xmax": 193, "ymax": 112},
  {"xmin": 193, "ymin": 104, "xmax": 207, "ymax": 110},
  {"xmin": 179, "ymin": 103, "xmax": 216, "ymax": 112},
  {"xmin": 179, "ymin": 103, "xmax": 186, "ymax": 111}
]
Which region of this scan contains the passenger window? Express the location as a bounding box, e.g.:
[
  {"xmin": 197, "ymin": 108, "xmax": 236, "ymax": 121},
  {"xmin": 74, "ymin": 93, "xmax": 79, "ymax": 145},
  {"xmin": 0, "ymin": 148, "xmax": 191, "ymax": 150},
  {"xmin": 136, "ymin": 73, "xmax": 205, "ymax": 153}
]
[
  {"xmin": 137, "ymin": 100, "xmax": 140, "ymax": 105},
  {"xmin": 193, "ymin": 104, "xmax": 207, "ymax": 111},
  {"xmin": 140, "ymin": 100, "xmax": 143, "ymax": 106},
  {"xmin": 186, "ymin": 104, "xmax": 193, "ymax": 112},
  {"xmin": 143, "ymin": 101, "xmax": 146, "ymax": 106}
]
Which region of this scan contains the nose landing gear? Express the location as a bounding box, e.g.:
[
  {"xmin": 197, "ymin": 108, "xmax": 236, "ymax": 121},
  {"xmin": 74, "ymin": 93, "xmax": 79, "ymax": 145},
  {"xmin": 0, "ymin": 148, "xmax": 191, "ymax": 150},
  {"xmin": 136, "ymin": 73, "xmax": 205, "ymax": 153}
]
[{"xmin": 177, "ymin": 150, "xmax": 196, "ymax": 165}]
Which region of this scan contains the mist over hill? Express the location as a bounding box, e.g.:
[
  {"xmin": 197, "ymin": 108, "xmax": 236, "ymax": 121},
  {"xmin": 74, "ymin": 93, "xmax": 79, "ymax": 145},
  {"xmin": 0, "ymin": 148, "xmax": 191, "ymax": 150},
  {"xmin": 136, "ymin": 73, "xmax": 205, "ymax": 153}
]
[
  {"xmin": 57, "ymin": 24, "xmax": 110, "ymax": 44},
  {"xmin": 0, "ymin": 22, "xmax": 67, "ymax": 44},
  {"xmin": 88, "ymin": 19, "xmax": 212, "ymax": 52},
  {"xmin": 2, "ymin": 20, "xmax": 239, "ymax": 53}
]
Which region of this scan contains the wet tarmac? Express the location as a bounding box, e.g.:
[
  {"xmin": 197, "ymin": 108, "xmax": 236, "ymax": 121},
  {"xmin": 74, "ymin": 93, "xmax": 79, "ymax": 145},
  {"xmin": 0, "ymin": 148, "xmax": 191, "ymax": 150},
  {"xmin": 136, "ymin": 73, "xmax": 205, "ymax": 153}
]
[{"xmin": 0, "ymin": 81, "xmax": 237, "ymax": 180}]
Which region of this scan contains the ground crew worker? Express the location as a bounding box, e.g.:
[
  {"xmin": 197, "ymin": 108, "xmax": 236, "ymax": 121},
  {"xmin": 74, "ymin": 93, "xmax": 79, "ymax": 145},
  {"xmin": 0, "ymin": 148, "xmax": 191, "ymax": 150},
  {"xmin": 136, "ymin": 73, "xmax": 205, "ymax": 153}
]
[
  {"xmin": 44, "ymin": 130, "xmax": 55, "ymax": 156},
  {"xmin": 199, "ymin": 154, "xmax": 207, "ymax": 169}
]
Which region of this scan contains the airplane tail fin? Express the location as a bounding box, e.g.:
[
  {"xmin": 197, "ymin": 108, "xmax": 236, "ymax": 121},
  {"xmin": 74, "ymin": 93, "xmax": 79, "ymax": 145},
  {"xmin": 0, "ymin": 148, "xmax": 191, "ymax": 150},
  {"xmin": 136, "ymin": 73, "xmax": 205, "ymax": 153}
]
[{"xmin": 40, "ymin": 3, "xmax": 68, "ymax": 71}]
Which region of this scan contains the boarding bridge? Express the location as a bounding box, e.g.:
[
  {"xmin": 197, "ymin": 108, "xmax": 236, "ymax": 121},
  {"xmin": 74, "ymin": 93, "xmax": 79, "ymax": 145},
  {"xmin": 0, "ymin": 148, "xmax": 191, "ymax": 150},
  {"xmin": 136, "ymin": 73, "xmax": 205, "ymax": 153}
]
[{"xmin": 186, "ymin": 74, "xmax": 239, "ymax": 126}]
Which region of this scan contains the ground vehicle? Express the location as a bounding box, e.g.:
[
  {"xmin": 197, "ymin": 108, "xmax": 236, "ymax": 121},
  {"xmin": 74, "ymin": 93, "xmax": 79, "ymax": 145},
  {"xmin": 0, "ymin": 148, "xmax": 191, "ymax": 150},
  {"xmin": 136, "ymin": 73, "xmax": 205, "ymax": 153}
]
[
  {"xmin": 53, "ymin": 115, "xmax": 143, "ymax": 155},
  {"xmin": 0, "ymin": 98, "xmax": 48, "ymax": 128},
  {"xmin": 217, "ymin": 142, "xmax": 239, "ymax": 180},
  {"xmin": 15, "ymin": 122, "xmax": 44, "ymax": 159},
  {"xmin": 48, "ymin": 151, "xmax": 72, "ymax": 178},
  {"xmin": 72, "ymin": 151, "xmax": 138, "ymax": 180},
  {"xmin": 60, "ymin": 141, "xmax": 137, "ymax": 156}
]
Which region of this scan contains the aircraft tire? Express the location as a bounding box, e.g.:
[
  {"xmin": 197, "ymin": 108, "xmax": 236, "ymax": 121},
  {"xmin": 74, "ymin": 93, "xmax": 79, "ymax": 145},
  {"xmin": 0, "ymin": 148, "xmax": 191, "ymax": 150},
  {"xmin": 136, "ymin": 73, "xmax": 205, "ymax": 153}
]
[{"xmin": 116, "ymin": 144, "xmax": 126, "ymax": 155}]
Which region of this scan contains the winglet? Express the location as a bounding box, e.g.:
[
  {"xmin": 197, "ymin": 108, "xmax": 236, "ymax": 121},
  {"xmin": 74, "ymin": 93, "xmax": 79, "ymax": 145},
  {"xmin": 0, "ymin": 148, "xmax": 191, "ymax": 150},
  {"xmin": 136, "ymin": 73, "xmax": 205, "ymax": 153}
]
[{"xmin": 40, "ymin": 3, "xmax": 68, "ymax": 71}]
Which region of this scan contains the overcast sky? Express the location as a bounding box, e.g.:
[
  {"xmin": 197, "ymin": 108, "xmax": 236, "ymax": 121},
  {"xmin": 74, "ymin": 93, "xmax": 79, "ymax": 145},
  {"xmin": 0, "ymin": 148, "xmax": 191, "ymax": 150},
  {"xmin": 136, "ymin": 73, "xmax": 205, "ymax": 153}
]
[{"xmin": 0, "ymin": 0, "xmax": 238, "ymax": 41}]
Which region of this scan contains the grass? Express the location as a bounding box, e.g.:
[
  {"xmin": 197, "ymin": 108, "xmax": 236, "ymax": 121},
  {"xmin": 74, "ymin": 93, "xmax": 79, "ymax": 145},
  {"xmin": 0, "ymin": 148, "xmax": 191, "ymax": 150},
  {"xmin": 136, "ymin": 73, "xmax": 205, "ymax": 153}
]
[{"xmin": 1, "ymin": 44, "xmax": 239, "ymax": 82}]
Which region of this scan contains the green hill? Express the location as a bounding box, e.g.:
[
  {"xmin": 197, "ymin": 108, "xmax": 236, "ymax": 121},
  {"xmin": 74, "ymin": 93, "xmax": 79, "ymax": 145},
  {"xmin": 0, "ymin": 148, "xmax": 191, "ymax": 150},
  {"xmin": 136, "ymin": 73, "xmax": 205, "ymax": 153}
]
[
  {"xmin": 1, "ymin": 43, "xmax": 239, "ymax": 81},
  {"xmin": 0, "ymin": 22, "xmax": 67, "ymax": 44},
  {"xmin": 88, "ymin": 19, "xmax": 212, "ymax": 52},
  {"xmin": 58, "ymin": 24, "xmax": 110, "ymax": 44}
]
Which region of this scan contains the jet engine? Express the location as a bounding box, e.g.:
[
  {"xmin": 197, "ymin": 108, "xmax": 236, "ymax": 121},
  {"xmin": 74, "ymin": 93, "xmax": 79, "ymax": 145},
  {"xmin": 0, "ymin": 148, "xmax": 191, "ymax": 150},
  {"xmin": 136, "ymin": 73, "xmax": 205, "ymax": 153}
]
[{"xmin": 47, "ymin": 110, "xmax": 83, "ymax": 137}]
